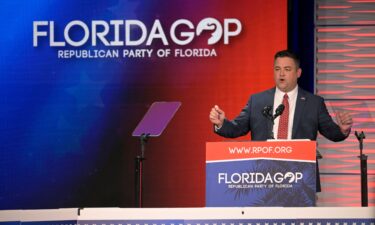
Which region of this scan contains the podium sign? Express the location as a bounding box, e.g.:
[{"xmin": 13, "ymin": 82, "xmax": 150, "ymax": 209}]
[{"xmin": 206, "ymin": 141, "xmax": 316, "ymax": 207}]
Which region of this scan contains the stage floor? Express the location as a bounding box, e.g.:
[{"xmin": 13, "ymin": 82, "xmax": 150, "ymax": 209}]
[{"xmin": 0, "ymin": 207, "xmax": 374, "ymax": 225}]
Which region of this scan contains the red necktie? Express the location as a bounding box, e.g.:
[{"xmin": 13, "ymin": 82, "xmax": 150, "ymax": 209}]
[{"xmin": 277, "ymin": 94, "xmax": 289, "ymax": 139}]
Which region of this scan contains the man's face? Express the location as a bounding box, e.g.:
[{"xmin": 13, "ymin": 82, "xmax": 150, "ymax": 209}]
[{"xmin": 273, "ymin": 57, "xmax": 302, "ymax": 92}]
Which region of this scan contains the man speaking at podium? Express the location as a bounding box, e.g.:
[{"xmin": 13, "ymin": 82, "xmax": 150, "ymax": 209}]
[{"xmin": 209, "ymin": 50, "xmax": 353, "ymax": 192}]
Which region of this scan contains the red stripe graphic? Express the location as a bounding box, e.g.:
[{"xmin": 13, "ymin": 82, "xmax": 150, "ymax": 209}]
[
  {"xmin": 349, "ymin": 10, "xmax": 375, "ymax": 13},
  {"xmin": 322, "ymin": 177, "xmax": 358, "ymax": 181},
  {"xmin": 323, "ymin": 154, "xmax": 357, "ymax": 159},
  {"xmin": 319, "ymin": 5, "xmax": 352, "ymax": 9},
  {"xmin": 352, "ymin": 117, "xmax": 375, "ymax": 122},
  {"xmin": 317, "ymin": 28, "xmax": 360, "ymax": 32},
  {"xmin": 347, "ymin": 33, "xmax": 375, "ymax": 36},
  {"xmin": 318, "ymin": 90, "xmax": 352, "ymax": 94},
  {"xmin": 206, "ymin": 141, "xmax": 316, "ymax": 162},
  {"xmin": 319, "ymin": 144, "xmax": 357, "ymax": 148},
  {"xmin": 318, "ymin": 16, "xmax": 350, "ymax": 19},
  {"xmin": 345, "ymin": 85, "xmax": 375, "ymax": 88},
  {"xmin": 318, "ymin": 38, "xmax": 357, "ymax": 42},
  {"xmin": 346, "ymin": 64, "xmax": 375, "ymax": 68},
  {"xmin": 347, "ymin": 137, "xmax": 375, "ymax": 142},
  {"xmin": 318, "ymin": 69, "xmax": 354, "ymax": 73},
  {"xmin": 344, "ymin": 74, "xmax": 375, "ymax": 78},
  {"xmin": 341, "ymin": 95, "xmax": 375, "ymax": 99},
  {"xmin": 317, "ymin": 80, "xmax": 353, "ymax": 84},
  {"xmin": 348, "ymin": 0, "xmax": 375, "ymax": 2},
  {"xmin": 320, "ymin": 165, "xmax": 354, "ymax": 169},
  {"xmin": 327, "ymin": 102, "xmax": 359, "ymax": 106},
  {"xmin": 351, "ymin": 20, "xmax": 375, "ymax": 24},
  {"xmin": 344, "ymin": 107, "xmax": 375, "ymax": 111},
  {"xmin": 344, "ymin": 54, "xmax": 375, "ymax": 57},
  {"xmin": 318, "ymin": 59, "xmax": 354, "ymax": 63},
  {"xmin": 318, "ymin": 49, "xmax": 357, "ymax": 53},
  {"xmin": 345, "ymin": 43, "xmax": 375, "ymax": 47}
]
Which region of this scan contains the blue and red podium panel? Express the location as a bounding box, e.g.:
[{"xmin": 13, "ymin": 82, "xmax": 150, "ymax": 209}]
[{"xmin": 206, "ymin": 141, "xmax": 316, "ymax": 207}]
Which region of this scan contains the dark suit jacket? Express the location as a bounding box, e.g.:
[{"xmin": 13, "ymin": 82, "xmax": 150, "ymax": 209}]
[
  {"xmin": 215, "ymin": 87, "xmax": 349, "ymax": 192},
  {"xmin": 216, "ymin": 87, "xmax": 348, "ymax": 142}
]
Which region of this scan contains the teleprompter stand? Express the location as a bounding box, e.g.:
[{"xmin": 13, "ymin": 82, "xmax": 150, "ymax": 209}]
[
  {"xmin": 355, "ymin": 131, "xmax": 367, "ymax": 207},
  {"xmin": 134, "ymin": 133, "xmax": 149, "ymax": 208},
  {"xmin": 132, "ymin": 102, "xmax": 181, "ymax": 208}
]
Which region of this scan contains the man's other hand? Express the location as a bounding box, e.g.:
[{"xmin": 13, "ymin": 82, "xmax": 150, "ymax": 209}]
[
  {"xmin": 336, "ymin": 111, "xmax": 353, "ymax": 136},
  {"xmin": 209, "ymin": 105, "xmax": 225, "ymax": 128}
]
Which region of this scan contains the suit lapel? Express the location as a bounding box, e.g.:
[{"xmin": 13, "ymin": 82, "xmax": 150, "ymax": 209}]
[{"xmin": 292, "ymin": 87, "xmax": 307, "ymax": 138}]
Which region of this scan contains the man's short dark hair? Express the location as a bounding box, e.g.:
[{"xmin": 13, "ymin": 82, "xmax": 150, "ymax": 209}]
[{"xmin": 274, "ymin": 50, "xmax": 300, "ymax": 68}]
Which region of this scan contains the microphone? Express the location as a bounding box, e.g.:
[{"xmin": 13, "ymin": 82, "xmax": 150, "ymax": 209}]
[
  {"xmin": 262, "ymin": 104, "xmax": 284, "ymax": 140},
  {"xmin": 262, "ymin": 105, "xmax": 273, "ymax": 120},
  {"xmin": 273, "ymin": 104, "xmax": 285, "ymax": 119}
]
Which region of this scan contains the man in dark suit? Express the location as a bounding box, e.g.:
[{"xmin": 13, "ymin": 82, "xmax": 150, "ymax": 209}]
[{"xmin": 209, "ymin": 50, "xmax": 353, "ymax": 191}]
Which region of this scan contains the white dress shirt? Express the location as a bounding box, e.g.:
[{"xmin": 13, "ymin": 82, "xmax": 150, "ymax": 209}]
[{"xmin": 273, "ymin": 86, "xmax": 298, "ymax": 139}]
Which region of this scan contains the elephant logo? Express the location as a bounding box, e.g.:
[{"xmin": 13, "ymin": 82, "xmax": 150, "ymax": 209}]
[{"xmin": 196, "ymin": 18, "xmax": 223, "ymax": 45}]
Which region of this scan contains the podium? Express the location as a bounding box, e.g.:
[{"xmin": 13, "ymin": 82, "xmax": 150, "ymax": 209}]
[{"xmin": 206, "ymin": 140, "xmax": 316, "ymax": 207}]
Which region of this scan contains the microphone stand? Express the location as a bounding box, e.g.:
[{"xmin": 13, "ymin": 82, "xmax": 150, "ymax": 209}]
[
  {"xmin": 355, "ymin": 131, "xmax": 367, "ymax": 207},
  {"xmin": 262, "ymin": 106, "xmax": 275, "ymax": 139},
  {"xmin": 269, "ymin": 120, "xmax": 275, "ymax": 139},
  {"xmin": 263, "ymin": 105, "xmax": 284, "ymax": 139}
]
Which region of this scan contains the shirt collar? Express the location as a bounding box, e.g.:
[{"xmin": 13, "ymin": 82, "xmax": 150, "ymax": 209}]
[{"xmin": 275, "ymin": 85, "xmax": 298, "ymax": 98}]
